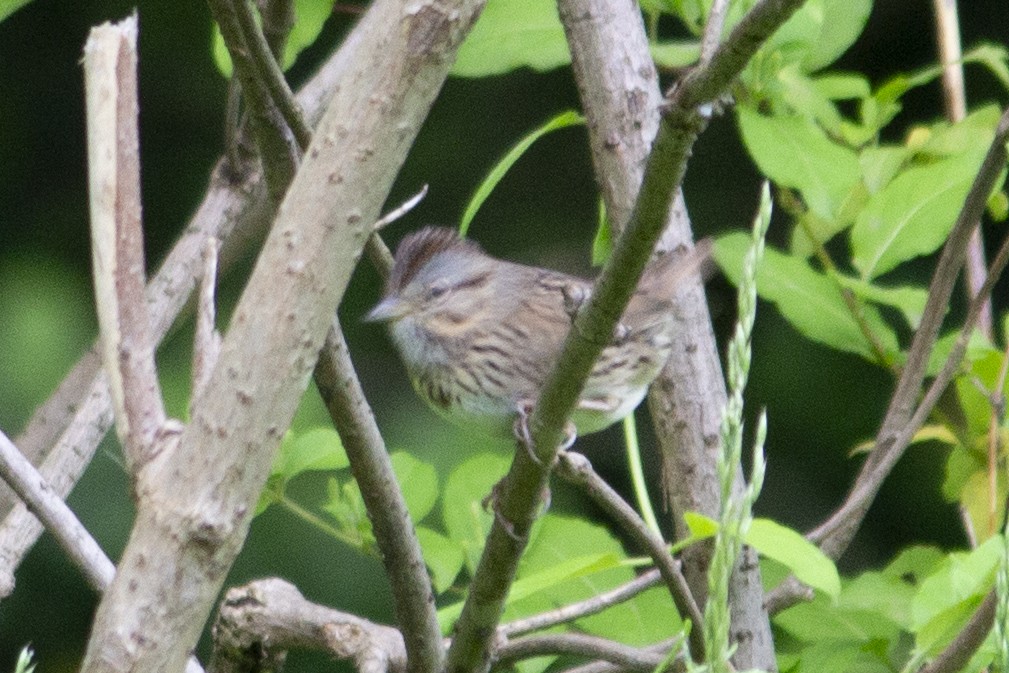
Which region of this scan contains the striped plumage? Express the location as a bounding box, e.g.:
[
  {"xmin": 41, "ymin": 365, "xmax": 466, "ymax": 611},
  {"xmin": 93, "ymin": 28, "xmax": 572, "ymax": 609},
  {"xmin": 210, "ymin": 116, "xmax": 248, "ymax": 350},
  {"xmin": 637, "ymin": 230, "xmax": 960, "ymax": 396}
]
[{"xmin": 366, "ymin": 227, "xmax": 703, "ymax": 438}]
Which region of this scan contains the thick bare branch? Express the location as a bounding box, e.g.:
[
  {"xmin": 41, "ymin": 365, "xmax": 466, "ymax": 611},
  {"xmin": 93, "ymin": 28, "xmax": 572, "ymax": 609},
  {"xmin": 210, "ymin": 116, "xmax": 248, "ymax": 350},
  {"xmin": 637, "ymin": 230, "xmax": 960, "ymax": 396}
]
[
  {"xmin": 79, "ymin": 0, "xmax": 484, "ymax": 669},
  {"xmin": 84, "ymin": 15, "xmax": 167, "ymax": 473},
  {"xmin": 0, "ymin": 0, "xmax": 376, "ymax": 593},
  {"xmin": 210, "ymin": 578, "xmax": 407, "ymax": 673}
]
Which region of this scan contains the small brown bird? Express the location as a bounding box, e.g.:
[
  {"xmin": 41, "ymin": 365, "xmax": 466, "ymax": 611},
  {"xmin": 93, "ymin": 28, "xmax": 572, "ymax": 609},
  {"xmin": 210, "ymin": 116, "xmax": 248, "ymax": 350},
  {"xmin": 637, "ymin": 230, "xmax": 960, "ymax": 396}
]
[{"xmin": 366, "ymin": 227, "xmax": 709, "ymax": 440}]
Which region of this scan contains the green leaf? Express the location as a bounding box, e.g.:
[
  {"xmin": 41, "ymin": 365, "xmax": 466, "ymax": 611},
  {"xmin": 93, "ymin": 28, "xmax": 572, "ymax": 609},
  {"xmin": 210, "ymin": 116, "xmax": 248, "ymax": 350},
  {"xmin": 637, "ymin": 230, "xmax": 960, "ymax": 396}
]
[
  {"xmin": 391, "ymin": 452, "xmax": 438, "ymax": 522},
  {"xmin": 451, "ymin": 0, "xmax": 570, "ymax": 77},
  {"xmin": 591, "ymin": 199, "xmax": 611, "ymax": 266},
  {"xmin": 578, "ymin": 585, "xmax": 683, "ymax": 645},
  {"xmin": 0, "ymin": 0, "xmax": 31, "ymax": 23},
  {"xmin": 831, "ymin": 274, "xmax": 928, "ymax": 330},
  {"xmin": 911, "ymin": 535, "xmax": 1001, "ymax": 632},
  {"xmin": 747, "ymin": 518, "xmax": 840, "ymax": 599},
  {"xmin": 321, "ymin": 476, "xmax": 373, "ymax": 549},
  {"xmin": 812, "ymin": 73, "xmax": 872, "ymax": 100},
  {"xmin": 774, "ymin": 592, "xmax": 901, "ymax": 643},
  {"xmin": 443, "ymin": 453, "xmax": 511, "ymax": 572},
  {"xmin": 851, "ymin": 149, "xmax": 987, "ymax": 279},
  {"xmin": 683, "ymin": 511, "xmax": 719, "ymax": 539},
  {"xmin": 736, "ymin": 106, "xmax": 860, "ymax": 222},
  {"xmin": 649, "ymin": 41, "xmax": 701, "ymax": 69},
  {"xmin": 839, "ymin": 571, "xmax": 917, "ymax": 629},
  {"xmin": 859, "ymin": 145, "xmax": 910, "ymax": 195},
  {"xmin": 212, "ymin": 0, "xmax": 332, "ymax": 76},
  {"xmin": 416, "ymin": 526, "xmax": 464, "ymax": 595},
  {"xmin": 275, "ymin": 427, "xmax": 349, "ymax": 480},
  {"xmin": 715, "ymin": 233, "xmax": 899, "ymax": 361},
  {"xmin": 459, "ymin": 110, "xmax": 584, "ymax": 236},
  {"xmin": 759, "ymin": 0, "xmax": 871, "ymax": 73}
]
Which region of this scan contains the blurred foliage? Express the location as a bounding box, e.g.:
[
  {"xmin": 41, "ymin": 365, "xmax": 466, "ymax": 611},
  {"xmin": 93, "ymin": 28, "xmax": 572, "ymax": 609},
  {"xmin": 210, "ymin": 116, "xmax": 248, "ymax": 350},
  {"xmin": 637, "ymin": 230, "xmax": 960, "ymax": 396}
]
[{"xmin": 2, "ymin": 0, "xmax": 1009, "ymax": 672}]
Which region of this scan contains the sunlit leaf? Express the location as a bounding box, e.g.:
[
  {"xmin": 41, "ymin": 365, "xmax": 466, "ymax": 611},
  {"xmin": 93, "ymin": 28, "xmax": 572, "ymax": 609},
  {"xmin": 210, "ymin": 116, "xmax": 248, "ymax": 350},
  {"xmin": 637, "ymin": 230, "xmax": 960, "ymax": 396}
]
[
  {"xmin": 212, "ymin": 0, "xmax": 332, "ymax": 76},
  {"xmin": 0, "ymin": 0, "xmax": 31, "ymax": 23},
  {"xmin": 278, "ymin": 427, "xmax": 349, "ymax": 479},
  {"xmin": 451, "ymin": 0, "xmax": 570, "ymax": 77},
  {"xmin": 716, "ymin": 233, "xmax": 898, "ymax": 362},
  {"xmin": 911, "ymin": 535, "xmax": 1001, "ymax": 633},
  {"xmin": 737, "ymin": 106, "xmax": 860, "ymax": 222},
  {"xmin": 748, "ymin": 518, "xmax": 841, "ymax": 599},
  {"xmin": 391, "ymin": 451, "xmax": 439, "ymax": 522},
  {"xmin": 831, "ymin": 273, "xmax": 928, "ymax": 330},
  {"xmin": 416, "ymin": 526, "xmax": 464, "ymax": 595},
  {"xmin": 443, "ymin": 453, "xmax": 510, "ymax": 572},
  {"xmin": 851, "ymin": 151, "xmax": 986, "ymax": 279},
  {"xmin": 650, "ymin": 41, "xmax": 700, "ymax": 69},
  {"xmin": 460, "ymin": 110, "xmax": 584, "ymax": 235}
]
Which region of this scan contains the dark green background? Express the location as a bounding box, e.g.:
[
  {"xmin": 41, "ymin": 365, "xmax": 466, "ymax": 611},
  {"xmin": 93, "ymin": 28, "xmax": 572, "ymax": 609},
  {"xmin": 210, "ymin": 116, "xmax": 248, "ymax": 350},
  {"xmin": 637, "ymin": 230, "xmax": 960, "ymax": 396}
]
[{"xmin": 0, "ymin": 0, "xmax": 1007, "ymax": 669}]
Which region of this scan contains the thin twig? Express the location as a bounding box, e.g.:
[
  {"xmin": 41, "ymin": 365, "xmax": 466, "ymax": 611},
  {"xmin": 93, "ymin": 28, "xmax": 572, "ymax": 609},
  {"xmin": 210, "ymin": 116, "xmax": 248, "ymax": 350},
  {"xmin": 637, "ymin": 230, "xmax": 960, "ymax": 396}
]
[
  {"xmin": 368, "ymin": 185, "xmax": 430, "ymax": 280},
  {"xmin": 786, "ymin": 190, "xmax": 895, "ymax": 370},
  {"xmin": 931, "ymin": 0, "xmax": 991, "ymax": 313},
  {"xmin": 0, "ymin": 429, "xmax": 115, "ymax": 592},
  {"xmin": 562, "ymin": 639, "xmax": 682, "ymax": 673},
  {"xmin": 0, "ymin": 0, "xmax": 364, "ymax": 590},
  {"xmin": 766, "ymin": 156, "xmax": 1009, "ymax": 612},
  {"xmin": 231, "ymin": 0, "xmax": 311, "ymax": 149},
  {"xmin": 499, "ymin": 569, "xmax": 662, "ymax": 638},
  {"xmin": 496, "ymin": 633, "xmax": 673, "ymax": 672},
  {"xmin": 699, "ymin": 0, "xmax": 731, "ymax": 64},
  {"xmin": 918, "ymin": 590, "xmax": 997, "ymax": 673},
  {"xmin": 555, "ymin": 452, "xmax": 705, "ymax": 656},
  {"xmin": 207, "ymin": 0, "xmax": 302, "ymax": 199},
  {"xmin": 258, "ymin": 0, "xmax": 296, "ymax": 66},
  {"xmin": 314, "ymin": 317, "xmax": 444, "ymax": 673}
]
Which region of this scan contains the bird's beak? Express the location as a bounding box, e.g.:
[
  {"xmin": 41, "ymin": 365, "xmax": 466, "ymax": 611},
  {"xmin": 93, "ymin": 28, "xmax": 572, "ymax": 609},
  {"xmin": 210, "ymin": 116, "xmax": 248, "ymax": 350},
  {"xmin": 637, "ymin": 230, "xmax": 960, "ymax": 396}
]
[{"xmin": 364, "ymin": 295, "xmax": 406, "ymax": 323}]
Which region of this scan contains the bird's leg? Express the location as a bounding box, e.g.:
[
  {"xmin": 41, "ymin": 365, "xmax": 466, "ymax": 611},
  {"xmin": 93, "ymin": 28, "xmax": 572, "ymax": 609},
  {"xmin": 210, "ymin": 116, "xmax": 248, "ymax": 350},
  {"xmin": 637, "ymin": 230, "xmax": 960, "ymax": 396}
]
[{"xmin": 513, "ymin": 400, "xmax": 578, "ymax": 464}]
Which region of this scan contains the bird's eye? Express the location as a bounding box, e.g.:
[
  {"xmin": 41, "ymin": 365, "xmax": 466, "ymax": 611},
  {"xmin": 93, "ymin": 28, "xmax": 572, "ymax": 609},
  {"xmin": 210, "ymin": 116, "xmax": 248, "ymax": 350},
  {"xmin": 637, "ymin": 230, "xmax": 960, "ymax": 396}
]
[{"xmin": 427, "ymin": 282, "xmax": 450, "ymax": 300}]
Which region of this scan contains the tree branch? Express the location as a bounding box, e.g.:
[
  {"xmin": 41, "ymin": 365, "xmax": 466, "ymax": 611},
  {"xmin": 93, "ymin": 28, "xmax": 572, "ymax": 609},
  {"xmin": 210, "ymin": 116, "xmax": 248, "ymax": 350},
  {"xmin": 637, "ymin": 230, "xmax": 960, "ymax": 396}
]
[
  {"xmin": 919, "ymin": 590, "xmax": 997, "ymax": 673},
  {"xmin": 207, "ymin": 0, "xmax": 305, "ymax": 199},
  {"xmin": 555, "ymin": 451, "xmax": 704, "ymax": 657},
  {"xmin": 765, "ymin": 107, "xmax": 1009, "ymax": 614},
  {"xmin": 931, "ymin": 0, "xmax": 992, "ymax": 340},
  {"xmin": 0, "ymin": 429, "xmax": 115, "ymax": 592},
  {"xmin": 210, "ymin": 577, "xmax": 407, "ymax": 673},
  {"xmin": 0, "ymin": 3, "xmax": 374, "ymax": 596},
  {"xmin": 84, "ymin": 15, "xmax": 168, "ymax": 474},
  {"xmin": 500, "ymin": 568, "xmax": 662, "ymax": 638},
  {"xmin": 446, "ymin": 2, "xmax": 806, "ymax": 672},
  {"xmin": 315, "ymin": 317, "xmax": 443, "ymax": 673},
  {"xmin": 497, "ymin": 633, "xmax": 674, "ymax": 672},
  {"xmin": 78, "ymin": 0, "xmax": 484, "ymax": 669},
  {"xmin": 556, "ymin": 0, "xmax": 788, "ymax": 668}
]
